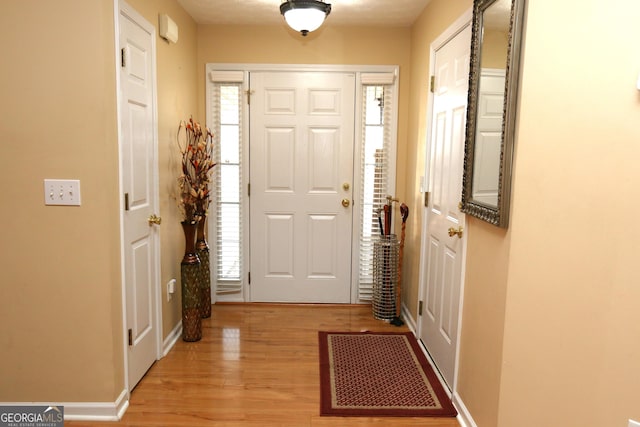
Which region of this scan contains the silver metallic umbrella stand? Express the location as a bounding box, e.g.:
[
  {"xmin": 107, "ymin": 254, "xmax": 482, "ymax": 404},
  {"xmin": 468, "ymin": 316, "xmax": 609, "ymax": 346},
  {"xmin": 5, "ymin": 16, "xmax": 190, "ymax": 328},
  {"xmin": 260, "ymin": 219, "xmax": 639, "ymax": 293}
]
[{"xmin": 372, "ymin": 234, "xmax": 399, "ymax": 321}]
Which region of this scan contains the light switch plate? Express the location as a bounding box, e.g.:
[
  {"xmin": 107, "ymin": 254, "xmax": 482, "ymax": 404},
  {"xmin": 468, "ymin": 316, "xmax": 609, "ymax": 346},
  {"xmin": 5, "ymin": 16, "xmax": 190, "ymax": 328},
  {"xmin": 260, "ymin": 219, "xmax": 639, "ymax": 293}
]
[{"xmin": 44, "ymin": 179, "xmax": 81, "ymax": 206}]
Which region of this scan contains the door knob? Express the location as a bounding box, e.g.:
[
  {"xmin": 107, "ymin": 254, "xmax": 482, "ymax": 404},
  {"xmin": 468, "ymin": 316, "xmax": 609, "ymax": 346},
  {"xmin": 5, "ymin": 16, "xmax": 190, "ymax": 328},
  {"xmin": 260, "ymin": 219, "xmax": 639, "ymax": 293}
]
[
  {"xmin": 148, "ymin": 214, "xmax": 162, "ymax": 225},
  {"xmin": 448, "ymin": 226, "xmax": 463, "ymax": 238},
  {"xmin": 341, "ymin": 198, "xmax": 351, "ymax": 208}
]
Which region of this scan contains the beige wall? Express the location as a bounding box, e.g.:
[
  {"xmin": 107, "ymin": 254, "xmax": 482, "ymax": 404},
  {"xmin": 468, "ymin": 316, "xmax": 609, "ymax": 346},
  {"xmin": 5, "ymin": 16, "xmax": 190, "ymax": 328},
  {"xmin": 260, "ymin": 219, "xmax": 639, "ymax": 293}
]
[
  {"xmin": 457, "ymin": 218, "xmax": 510, "ymax": 426},
  {"xmin": 481, "ymin": 29, "xmax": 508, "ymax": 69},
  {"xmin": 197, "ymin": 24, "xmax": 411, "ymax": 65},
  {"xmin": 0, "ymin": 0, "xmax": 197, "ymax": 404},
  {"xmin": 497, "ymin": 0, "xmax": 640, "ymax": 425},
  {"xmin": 0, "ymin": 0, "xmax": 122, "ymax": 401}
]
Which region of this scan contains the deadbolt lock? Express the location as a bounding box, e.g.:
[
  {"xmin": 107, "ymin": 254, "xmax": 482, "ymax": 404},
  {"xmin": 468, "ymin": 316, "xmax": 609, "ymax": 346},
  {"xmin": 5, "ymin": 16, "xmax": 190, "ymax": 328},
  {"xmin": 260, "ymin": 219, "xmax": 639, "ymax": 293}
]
[{"xmin": 343, "ymin": 182, "xmax": 350, "ymax": 191}]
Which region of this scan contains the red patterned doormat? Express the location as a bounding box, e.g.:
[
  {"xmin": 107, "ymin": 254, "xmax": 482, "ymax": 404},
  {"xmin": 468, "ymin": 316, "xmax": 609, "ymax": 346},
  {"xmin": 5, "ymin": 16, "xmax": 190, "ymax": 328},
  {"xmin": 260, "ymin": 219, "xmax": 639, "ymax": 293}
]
[{"xmin": 319, "ymin": 331, "xmax": 457, "ymax": 417}]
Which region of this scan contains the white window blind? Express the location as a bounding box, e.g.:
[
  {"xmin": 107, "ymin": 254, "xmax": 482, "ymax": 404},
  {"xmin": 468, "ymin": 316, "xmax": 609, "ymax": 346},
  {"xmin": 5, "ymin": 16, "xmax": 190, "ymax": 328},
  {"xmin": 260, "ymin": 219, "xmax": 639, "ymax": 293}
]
[
  {"xmin": 358, "ymin": 84, "xmax": 393, "ymax": 301},
  {"xmin": 210, "ymin": 82, "xmax": 243, "ymax": 296}
]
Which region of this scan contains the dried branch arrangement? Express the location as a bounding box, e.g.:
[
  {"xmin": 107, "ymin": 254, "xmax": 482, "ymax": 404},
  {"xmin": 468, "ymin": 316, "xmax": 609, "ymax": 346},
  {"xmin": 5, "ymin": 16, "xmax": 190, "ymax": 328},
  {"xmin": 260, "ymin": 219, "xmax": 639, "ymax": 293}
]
[{"xmin": 177, "ymin": 117, "xmax": 216, "ymax": 222}]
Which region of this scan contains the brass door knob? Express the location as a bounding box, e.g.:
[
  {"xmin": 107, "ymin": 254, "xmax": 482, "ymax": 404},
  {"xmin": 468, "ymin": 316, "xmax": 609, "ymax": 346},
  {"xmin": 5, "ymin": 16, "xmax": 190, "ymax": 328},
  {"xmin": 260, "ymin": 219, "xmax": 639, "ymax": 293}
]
[
  {"xmin": 341, "ymin": 198, "xmax": 351, "ymax": 208},
  {"xmin": 148, "ymin": 214, "xmax": 162, "ymax": 225},
  {"xmin": 448, "ymin": 226, "xmax": 463, "ymax": 238}
]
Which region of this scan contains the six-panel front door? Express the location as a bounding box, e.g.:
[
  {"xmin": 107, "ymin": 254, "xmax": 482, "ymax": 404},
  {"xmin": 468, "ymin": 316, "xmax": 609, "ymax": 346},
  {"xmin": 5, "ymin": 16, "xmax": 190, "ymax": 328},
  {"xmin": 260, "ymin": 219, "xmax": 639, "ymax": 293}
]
[{"xmin": 249, "ymin": 72, "xmax": 356, "ymax": 303}]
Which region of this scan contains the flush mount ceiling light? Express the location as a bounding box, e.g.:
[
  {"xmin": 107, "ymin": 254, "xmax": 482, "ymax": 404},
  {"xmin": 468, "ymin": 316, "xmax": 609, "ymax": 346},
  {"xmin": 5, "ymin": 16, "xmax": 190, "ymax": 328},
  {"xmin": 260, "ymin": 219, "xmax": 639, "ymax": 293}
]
[{"xmin": 280, "ymin": 0, "xmax": 332, "ymax": 37}]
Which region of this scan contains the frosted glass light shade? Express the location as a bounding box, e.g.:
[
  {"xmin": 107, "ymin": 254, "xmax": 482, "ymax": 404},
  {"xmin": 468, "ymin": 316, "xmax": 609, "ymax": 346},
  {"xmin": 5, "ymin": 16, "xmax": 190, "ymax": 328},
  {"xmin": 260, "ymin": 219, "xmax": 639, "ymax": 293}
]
[{"xmin": 280, "ymin": 0, "xmax": 331, "ymax": 36}]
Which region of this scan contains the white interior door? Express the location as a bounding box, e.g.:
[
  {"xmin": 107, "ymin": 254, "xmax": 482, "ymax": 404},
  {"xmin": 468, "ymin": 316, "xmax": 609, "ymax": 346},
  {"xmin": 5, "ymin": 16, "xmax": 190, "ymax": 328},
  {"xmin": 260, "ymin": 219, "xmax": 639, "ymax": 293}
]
[
  {"xmin": 419, "ymin": 23, "xmax": 471, "ymax": 388},
  {"xmin": 249, "ymin": 71, "xmax": 355, "ymax": 303},
  {"xmin": 118, "ymin": 2, "xmax": 159, "ymax": 390},
  {"xmin": 472, "ymin": 69, "xmax": 506, "ymax": 206}
]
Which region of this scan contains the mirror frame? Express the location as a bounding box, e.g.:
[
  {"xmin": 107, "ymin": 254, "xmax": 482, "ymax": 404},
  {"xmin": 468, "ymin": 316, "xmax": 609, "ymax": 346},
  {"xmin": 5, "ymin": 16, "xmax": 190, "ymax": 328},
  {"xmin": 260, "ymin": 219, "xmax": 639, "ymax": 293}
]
[{"xmin": 461, "ymin": 0, "xmax": 526, "ymax": 228}]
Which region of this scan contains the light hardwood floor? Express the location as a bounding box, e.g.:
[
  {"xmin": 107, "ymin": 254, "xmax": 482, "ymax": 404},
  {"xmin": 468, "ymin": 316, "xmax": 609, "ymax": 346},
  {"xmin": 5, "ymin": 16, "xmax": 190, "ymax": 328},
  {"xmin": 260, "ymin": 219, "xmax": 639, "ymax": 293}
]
[{"xmin": 68, "ymin": 304, "xmax": 460, "ymax": 426}]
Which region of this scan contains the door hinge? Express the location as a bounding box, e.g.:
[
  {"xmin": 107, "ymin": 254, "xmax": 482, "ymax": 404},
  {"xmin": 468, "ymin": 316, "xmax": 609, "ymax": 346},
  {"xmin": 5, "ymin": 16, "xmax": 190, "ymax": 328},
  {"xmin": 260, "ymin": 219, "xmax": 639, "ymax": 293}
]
[
  {"xmin": 128, "ymin": 328, "xmax": 133, "ymax": 346},
  {"xmin": 418, "ymin": 301, "xmax": 423, "ymax": 316},
  {"xmin": 245, "ymin": 89, "xmax": 254, "ymax": 105},
  {"xmin": 424, "ymin": 191, "xmax": 430, "ymax": 208},
  {"xmin": 248, "ymin": 183, "xmax": 250, "ymax": 197},
  {"xmin": 121, "ymin": 47, "xmax": 126, "ymax": 68},
  {"xmin": 124, "ymin": 193, "xmax": 129, "ymax": 211},
  {"xmin": 248, "ymin": 271, "xmax": 251, "ymax": 285},
  {"xmin": 430, "ymin": 75, "xmax": 435, "ymax": 93}
]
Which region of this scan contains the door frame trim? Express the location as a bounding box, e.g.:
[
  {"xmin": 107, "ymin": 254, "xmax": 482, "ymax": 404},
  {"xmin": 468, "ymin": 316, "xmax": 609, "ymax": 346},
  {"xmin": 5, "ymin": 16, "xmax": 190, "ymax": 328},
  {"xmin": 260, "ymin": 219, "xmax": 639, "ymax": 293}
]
[
  {"xmin": 205, "ymin": 63, "xmax": 399, "ymax": 304},
  {"xmin": 416, "ymin": 7, "xmax": 472, "ymax": 396},
  {"xmin": 114, "ymin": 0, "xmax": 163, "ymax": 397}
]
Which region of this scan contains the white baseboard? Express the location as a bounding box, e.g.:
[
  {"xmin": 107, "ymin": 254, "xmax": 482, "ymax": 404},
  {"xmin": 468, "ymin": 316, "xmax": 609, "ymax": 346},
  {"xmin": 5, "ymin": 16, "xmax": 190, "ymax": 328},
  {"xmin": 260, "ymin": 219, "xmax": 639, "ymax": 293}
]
[
  {"xmin": 31, "ymin": 323, "xmax": 182, "ymax": 423},
  {"xmin": 4, "ymin": 389, "xmax": 130, "ymax": 422},
  {"xmin": 163, "ymin": 320, "xmax": 182, "ymax": 357},
  {"xmin": 65, "ymin": 389, "xmax": 128, "ymax": 421},
  {"xmin": 401, "ymin": 303, "xmax": 417, "ymax": 332},
  {"xmin": 453, "ymin": 391, "xmax": 478, "ymax": 427}
]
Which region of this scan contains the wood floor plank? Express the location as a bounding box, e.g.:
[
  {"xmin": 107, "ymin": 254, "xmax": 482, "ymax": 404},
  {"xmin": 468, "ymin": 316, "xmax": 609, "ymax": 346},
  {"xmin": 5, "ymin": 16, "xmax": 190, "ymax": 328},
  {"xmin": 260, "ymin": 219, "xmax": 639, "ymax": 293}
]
[{"xmin": 67, "ymin": 304, "xmax": 460, "ymax": 426}]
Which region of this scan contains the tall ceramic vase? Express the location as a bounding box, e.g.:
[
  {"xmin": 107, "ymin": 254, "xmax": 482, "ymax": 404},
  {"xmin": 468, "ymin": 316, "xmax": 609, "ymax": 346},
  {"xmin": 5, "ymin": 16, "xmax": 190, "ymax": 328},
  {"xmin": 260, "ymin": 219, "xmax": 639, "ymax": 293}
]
[
  {"xmin": 196, "ymin": 214, "xmax": 211, "ymax": 319},
  {"xmin": 181, "ymin": 220, "xmax": 202, "ymax": 342}
]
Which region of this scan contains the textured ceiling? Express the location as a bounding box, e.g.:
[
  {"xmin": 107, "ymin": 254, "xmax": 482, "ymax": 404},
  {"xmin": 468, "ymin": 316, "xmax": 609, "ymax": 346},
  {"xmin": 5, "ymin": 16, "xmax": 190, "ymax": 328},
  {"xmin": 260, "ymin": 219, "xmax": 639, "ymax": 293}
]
[{"xmin": 177, "ymin": 0, "xmax": 433, "ymax": 27}]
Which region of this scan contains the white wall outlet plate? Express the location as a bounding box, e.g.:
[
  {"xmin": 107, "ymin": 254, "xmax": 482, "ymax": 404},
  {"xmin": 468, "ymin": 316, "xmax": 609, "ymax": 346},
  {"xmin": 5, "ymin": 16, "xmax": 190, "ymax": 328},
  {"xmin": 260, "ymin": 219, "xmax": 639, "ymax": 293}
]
[
  {"xmin": 44, "ymin": 179, "xmax": 81, "ymax": 206},
  {"xmin": 167, "ymin": 279, "xmax": 176, "ymax": 302},
  {"xmin": 628, "ymin": 420, "xmax": 640, "ymax": 427}
]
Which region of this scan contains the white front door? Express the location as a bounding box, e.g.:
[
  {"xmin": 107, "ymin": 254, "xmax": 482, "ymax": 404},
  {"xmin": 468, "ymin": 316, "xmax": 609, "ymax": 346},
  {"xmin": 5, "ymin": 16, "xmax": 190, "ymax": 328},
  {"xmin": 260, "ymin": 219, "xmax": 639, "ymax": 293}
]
[
  {"xmin": 249, "ymin": 71, "xmax": 355, "ymax": 303},
  {"xmin": 118, "ymin": 2, "xmax": 160, "ymax": 390},
  {"xmin": 419, "ymin": 23, "xmax": 471, "ymax": 388}
]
